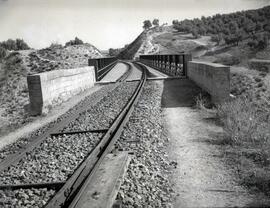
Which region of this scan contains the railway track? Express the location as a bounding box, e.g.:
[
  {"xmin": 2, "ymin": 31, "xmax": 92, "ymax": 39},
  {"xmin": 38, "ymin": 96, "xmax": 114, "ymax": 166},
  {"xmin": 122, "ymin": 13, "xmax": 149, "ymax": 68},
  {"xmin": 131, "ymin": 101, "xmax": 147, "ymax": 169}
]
[
  {"xmin": 0, "ymin": 61, "xmax": 147, "ymax": 207},
  {"xmin": 0, "ymin": 61, "xmax": 131, "ymax": 166}
]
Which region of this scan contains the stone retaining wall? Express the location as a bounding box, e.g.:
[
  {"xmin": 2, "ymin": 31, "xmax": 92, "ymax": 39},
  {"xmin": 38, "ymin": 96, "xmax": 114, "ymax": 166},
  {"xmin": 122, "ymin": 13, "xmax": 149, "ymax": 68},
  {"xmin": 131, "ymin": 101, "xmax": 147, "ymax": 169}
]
[
  {"xmin": 27, "ymin": 67, "xmax": 95, "ymax": 115},
  {"xmin": 187, "ymin": 61, "xmax": 230, "ymax": 103}
]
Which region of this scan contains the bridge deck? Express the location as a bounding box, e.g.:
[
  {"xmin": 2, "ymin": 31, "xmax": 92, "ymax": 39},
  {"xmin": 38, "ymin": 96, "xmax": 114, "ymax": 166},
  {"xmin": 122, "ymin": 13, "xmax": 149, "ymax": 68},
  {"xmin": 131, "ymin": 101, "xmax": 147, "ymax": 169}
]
[
  {"xmin": 126, "ymin": 63, "xmax": 142, "ymax": 81},
  {"xmin": 101, "ymin": 62, "xmax": 128, "ymax": 82}
]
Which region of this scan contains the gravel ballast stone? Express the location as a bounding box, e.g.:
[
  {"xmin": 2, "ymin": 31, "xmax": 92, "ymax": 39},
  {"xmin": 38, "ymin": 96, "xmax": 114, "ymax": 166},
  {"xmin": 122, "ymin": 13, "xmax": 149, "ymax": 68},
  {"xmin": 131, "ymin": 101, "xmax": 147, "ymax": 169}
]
[
  {"xmin": 62, "ymin": 82, "xmax": 139, "ymax": 131},
  {"xmin": 115, "ymin": 81, "xmax": 174, "ymax": 207},
  {"xmin": 0, "ymin": 188, "xmax": 56, "ymax": 208},
  {"xmin": 0, "ymin": 133, "xmax": 103, "ymax": 184}
]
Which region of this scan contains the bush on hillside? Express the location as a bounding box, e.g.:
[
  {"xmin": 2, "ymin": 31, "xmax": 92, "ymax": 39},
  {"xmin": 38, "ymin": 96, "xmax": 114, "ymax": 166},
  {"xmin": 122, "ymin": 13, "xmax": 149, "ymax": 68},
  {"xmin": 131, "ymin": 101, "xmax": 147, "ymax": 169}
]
[
  {"xmin": 214, "ymin": 88, "xmax": 270, "ymax": 196},
  {"xmin": 217, "ymin": 95, "xmax": 269, "ymax": 145},
  {"xmin": 0, "ymin": 46, "xmax": 7, "ymax": 59},
  {"xmin": 248, "ymin": 32, "xmax": 269, "ymax": 50},
  {"xmin": 191, "ymin": 29, "xmax": 200, "ymax": 38},
  {"xmin": 0, "ymin": 39, "xmax": 30, "ymax": 51},
  {"xmin": 214, "ymin": 54, "xmax": 240, "ymax": 66},
  {"xmin": 65, "ymin": 37, "xmax": 84, "ymax": 46},
  {"xmin": 109, "ymin": 48, "xmax": 121, "ymax": 56},
  {"xmin": 16, "ymin": 39, "xmax": 30, "ymax": 50},
  {"xmin": 49, "ymin": 42, "xmax": 63, "ymax": 49}
]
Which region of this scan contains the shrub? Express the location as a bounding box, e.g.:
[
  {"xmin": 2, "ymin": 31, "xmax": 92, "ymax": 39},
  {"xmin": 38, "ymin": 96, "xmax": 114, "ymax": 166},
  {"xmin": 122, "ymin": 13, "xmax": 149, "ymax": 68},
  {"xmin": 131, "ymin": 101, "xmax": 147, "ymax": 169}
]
[
  {"xmin": 0, "ymin": 46, "xmax": 7, "ymax": 59},
  {"xmin": 191, "ymin": 29, "xmax": 199, "ymax": 38},
  {"xmin": 217, "ymin": 95, "xmax": 269, "ymax": 145},
  {"xmin": 49, "ymin": 43, "xmax": 63, "ymax": 49},
  {"xmin": 15, "ymin": 39, "xmax": 30, "ymax": 50},
  {"xmin": 65, "ymin": 37, "xmax": 84, "ymax": 46},
  {"xmin": 143, "ymin": 20, "xmax": 152, "ymax": 30},
  {"xmin": 214, "ymin": 55, "xmax": 240, "ymax": 66},
  {"xmin": 74, "ymin": 37, "xmax": 83, "ymax": 45},
  {"xmin": 109, "ymin": 48, "xmax": 122, "ymax": 56},
  {"xmin": 0, "ymin": 39, "xmax": 30, "ymax": 50},
  {"xmin": 195, "ymin": 93, "xmax": 212, "ymax": 110}
]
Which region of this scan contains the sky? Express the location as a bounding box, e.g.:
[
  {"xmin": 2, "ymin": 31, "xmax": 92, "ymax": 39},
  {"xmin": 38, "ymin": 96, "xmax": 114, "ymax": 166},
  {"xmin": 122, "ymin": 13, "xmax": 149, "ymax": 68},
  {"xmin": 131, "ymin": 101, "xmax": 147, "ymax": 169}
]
[{"xmin": 0, "ymin": 0, "xmax": 269, "ymax": 50}]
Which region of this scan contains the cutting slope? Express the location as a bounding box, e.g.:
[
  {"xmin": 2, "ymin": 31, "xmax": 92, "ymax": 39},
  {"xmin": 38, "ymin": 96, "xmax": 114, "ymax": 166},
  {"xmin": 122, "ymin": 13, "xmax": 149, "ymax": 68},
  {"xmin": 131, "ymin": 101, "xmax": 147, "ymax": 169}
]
[{"xmin": 118, "ymin": 26, "xmax": 214, "ymax": 60}]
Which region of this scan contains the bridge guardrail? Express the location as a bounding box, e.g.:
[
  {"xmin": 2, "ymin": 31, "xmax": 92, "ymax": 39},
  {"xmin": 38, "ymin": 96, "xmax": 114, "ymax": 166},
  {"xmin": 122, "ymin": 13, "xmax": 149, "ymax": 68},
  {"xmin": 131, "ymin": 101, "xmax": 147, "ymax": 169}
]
[
  {"xmin": 139, "ymin": 54, "xmax": 192, "ymax": 77},
  {"xmin": 88, "ymin": 57, "xmax": 117, "ymax": 81}
]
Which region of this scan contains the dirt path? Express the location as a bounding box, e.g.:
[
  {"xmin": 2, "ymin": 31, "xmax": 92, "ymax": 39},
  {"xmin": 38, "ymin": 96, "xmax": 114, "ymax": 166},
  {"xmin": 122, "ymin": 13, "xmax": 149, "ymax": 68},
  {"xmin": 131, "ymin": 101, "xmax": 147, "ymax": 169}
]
[{"xmin": 161, "ymin": 79, "xmax": 270, "ymax": 207}]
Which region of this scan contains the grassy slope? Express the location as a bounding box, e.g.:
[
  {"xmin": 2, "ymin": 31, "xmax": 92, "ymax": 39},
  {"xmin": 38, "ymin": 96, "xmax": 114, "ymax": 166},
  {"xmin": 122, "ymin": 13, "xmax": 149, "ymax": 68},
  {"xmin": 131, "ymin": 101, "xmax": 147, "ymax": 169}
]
[
  {"xmin": 118, "ymin": 31, "xmax": 147, "ymax": 60},
  {"xmin": 150, "ymin": 28, "xmax": 214, "ymax": 57},
  {"xmin": 0, "ymin": 44, "xmax": 102, "ymax": 136},
  {"xmin": 119, "ymin": 25, "xmax": 216, "ymax": 59},
  {"xmin": 196, "ymin": 37, "xmax": 270, "ymax": 197}
]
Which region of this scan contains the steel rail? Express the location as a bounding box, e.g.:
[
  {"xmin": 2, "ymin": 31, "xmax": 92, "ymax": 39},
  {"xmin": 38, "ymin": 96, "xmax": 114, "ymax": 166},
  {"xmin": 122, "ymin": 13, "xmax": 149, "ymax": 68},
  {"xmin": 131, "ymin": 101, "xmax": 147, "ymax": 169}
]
[{"xmin": 0, "ymin": 181, "xmax": 65, "ymax": 190}]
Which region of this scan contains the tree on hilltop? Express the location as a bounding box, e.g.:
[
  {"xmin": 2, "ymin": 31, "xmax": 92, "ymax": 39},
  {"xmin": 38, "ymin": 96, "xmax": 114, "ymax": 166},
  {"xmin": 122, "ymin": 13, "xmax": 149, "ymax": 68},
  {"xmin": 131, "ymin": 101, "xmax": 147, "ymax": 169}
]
[
  {"xmin": 49, "ymin": 42, "xmax": 63, "ymax": 49},
  {"xmin": 74, "ymin": 37, "xmax": 83, "ymax": 45},
  {"xmin": 152, "ymin": 19, "xmax": 159, "ymax": 27},
  {"xmin": 0, "ymin": 39, "xmax": 30, "ymax": 51},
  {"xmin": 143, "ymin": 20, "xmax": 152, "ymax": 30},
  {"xmin": 172, "ymin": 20, "xmax": 179, "ymax": 25},
  {"xmin": 15, "ymin": 39, "xmax": 30, "ymax": 50},
  {"xmin": 65, "ymin": 37, "xmax": 84, "ymax": 46}
]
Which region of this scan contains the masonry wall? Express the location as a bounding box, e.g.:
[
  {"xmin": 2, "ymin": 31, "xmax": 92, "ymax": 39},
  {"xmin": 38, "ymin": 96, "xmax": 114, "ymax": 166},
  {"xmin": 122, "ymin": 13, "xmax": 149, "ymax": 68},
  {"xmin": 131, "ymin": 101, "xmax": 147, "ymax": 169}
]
[
  {"xmin": 187, "ymin": 61, "xmax": 230, "ymax": 103},
  {"xmin": 27, "ymin": 66, "xmax": 95, "ymax": 115}
]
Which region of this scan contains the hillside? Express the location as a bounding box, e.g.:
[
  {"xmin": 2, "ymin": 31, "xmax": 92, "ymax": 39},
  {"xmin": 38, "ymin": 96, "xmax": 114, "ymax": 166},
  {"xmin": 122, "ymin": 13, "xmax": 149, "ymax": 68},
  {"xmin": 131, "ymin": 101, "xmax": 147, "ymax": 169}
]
[
  {"xmin": 119, "ymin": 6, "xmax": 270, "ymax": 96},
  {"xmin": 0, "ymin": 43, "xmax": 102, "ymax": 136},
  {"xmin": 118, "ymin": 5, "xmax": 270, "ymax": 122},
  {"xmin": 119, "ymin": 5, "xmax": 270, "ymax": 59},
  {"xmin": 118, "ymin": 25, "xmax": 216, "ymax": 59},
  {"xmin": 118, "ymin": 31, "xmax": 147, "ymax": 60}
]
